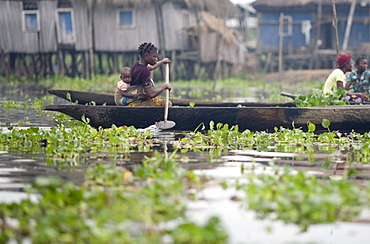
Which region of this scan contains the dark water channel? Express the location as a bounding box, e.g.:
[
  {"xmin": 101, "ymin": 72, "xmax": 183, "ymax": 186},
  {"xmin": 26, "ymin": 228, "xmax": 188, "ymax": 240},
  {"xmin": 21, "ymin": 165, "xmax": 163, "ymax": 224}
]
[{"xmin": 1, "ymin": 87, "xmax": 370, "ymax": 243}]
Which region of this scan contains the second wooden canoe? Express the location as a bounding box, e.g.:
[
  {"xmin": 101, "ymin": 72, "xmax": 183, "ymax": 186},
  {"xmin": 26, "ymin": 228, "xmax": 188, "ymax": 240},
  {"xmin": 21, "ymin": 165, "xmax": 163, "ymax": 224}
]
[{"xmin": 48, "ymin": 89, "xmax": 297, "ymax": 107}]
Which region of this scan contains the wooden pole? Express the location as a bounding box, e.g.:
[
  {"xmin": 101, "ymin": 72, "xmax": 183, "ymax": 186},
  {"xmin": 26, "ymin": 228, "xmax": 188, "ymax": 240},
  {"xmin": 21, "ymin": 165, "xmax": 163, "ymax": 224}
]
[
  {"xmin": 214, "ymin": 33, "xmax": 224, "ymax": 79},
  {"xmin": 342, "ymin": 0, "xmax": 356, "ymax": 51},
  {"xmin": 311, "ymin": 0, "xmax": 322, "ymax": 69},
  {"xmin": 332, "ymin": 0, "xmax": 340, "ymax": 56},
  {"xmin": 87, "ymin": 0, "xmax": 95, "ymax": 78},
  {"xmin": 171, "ymin": 50, "xmax": 176, "ymax": 81},
  {"xmin": 154, "ymin": 3, "xmax": 166, "ymax": 61},
  {"xmin": 278, "ymin": 12, "xmax": 284, "ymax": 73}
]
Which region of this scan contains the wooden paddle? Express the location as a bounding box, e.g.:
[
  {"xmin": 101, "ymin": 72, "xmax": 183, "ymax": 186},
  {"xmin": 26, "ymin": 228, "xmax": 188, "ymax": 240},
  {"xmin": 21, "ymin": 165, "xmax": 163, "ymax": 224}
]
[
  {"xmin": 156, "ymin": 63, "xmax": 176, "ymax": 129},
  {"xmin": 280, "ymin": 92, "xmax": 298, "ymax": 100}
]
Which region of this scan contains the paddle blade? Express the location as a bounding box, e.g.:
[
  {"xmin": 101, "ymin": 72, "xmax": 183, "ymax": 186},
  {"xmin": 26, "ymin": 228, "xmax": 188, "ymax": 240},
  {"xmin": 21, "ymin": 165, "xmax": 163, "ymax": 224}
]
[{"xmin": 156, "ymin": 120, "xmax": 176, "ymax": 129}]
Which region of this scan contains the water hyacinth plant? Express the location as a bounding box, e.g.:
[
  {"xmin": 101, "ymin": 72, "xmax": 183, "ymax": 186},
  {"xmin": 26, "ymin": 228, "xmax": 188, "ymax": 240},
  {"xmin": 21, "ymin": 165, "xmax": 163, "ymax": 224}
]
[
  {"xmin": 294, "ymin": 87, "xmax": 348, "ymax": 107},
  {"xmin": 242, "ymin": 165, "xmax": 370, "ymax": 232},
  {"xmin": 0, "ymin": 151, "xmax": 227, "ymax": 243}
]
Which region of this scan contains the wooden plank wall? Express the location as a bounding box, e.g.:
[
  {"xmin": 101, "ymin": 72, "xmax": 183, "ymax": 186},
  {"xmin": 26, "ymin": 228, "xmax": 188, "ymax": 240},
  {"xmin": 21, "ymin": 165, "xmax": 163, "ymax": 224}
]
[
  {"xmin": 73, "ymin": 0, "xmax": 89, "ymax": 51},
  {"xmin": 161, "ymin": 2, "xmax": 197, "ymax": 51},
  {"xmin": 1, "ymin": 1, "xmax": 37, "ymax": 53},
  {"xmin": 0, "ymin": 0, "xmax": 58, "ymax": 53},
  {"xmin": 93, "ymin": 4, "xmax": 158, "ymax": 52},
  {"xmin": 200, "ymin": 32, "xmax": 241, "ymax": 64},
  {"xmin": 39, "ymin": 0, "xmax": 58, "ymax": 52},
  {"xmin": 0, "ymin": 2, "xmax": 9, "ymax": 52},
  {"xmin": 200, "ymin": 32, "xmax": 217, "ymax": 63}
]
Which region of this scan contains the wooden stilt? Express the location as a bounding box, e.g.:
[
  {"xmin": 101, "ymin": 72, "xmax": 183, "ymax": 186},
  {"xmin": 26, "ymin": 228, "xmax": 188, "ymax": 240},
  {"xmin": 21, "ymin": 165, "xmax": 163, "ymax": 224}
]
[
  {"xmin": 97, "ymin": 53, "xmax": 103, "ymax": 74},
  {"xmin": 48, "ymin": 53, "xmax": 54, "ymax": 77},
  {"xmin": 72, "ymin": 51, "xmax": 76, "ymax": 77},
  {"xmin": 83, "ymin": 51, "xmax": 90, "ymax": 78},
  {"xmin": 113, "ymin": 53, "xmax": 118, "ymax": 74}
]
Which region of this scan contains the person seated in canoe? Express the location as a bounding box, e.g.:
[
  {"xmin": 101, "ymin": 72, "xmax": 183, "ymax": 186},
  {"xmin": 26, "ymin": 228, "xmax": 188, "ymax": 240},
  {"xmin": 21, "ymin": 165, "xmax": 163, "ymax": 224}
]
[
  {"xmin": 323, "ymin": 54, "xmax": 368, "ymax": 102},
  {"xmin": 344, "ymin": 56, "xmax": 370, "ymax": 103},
  {"xmin": 114, "ymin": 67, "xmax": 138, "ymax": 106},
  {"xmin": 114, "ymin": 56, "xmax": 171, "ymax": 106},
  {"xmin": 114, "ymin": 42, "xmax": 172, "ymax": 106}
]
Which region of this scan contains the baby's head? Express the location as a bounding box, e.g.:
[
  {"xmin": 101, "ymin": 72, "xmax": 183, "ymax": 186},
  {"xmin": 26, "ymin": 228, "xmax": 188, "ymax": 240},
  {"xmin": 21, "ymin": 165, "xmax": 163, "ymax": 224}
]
[{"xmin": 120, "ymin": 67, "xmax": 131, "ymax": 84}]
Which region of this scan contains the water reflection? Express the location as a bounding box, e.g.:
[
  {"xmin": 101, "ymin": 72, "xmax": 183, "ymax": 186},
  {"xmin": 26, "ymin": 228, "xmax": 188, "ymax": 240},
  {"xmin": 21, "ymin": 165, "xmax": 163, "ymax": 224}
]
[{"xmin": 0, "ymin": 150, "xmax": 85, "ymax": 192}]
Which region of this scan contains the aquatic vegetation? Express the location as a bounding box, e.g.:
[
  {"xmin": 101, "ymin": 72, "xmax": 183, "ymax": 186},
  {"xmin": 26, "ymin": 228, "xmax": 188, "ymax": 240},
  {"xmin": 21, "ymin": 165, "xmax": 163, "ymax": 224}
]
[
  {"xmin": 181, "ymin": 121, "xmax": 363, "ymax": 152},
  {"xmin": 166, "ymin": 217, "xmax": 228, "ymax": 244},
  {"xmin": 1, "ymin": 100, "xmax": 22, "ymax": 108},
  {"xmin": 0, "ymin": 120, "xmax": 154, "ymax": 162},
  {"xmin": 294, "ymin": 87, "xmax": 348, "ymax": 107},
  {"xmin": 2, "ymin": 95, "xmax": 55, "ymax": 109},
  {"xmin": 242, "ymin": 165, "xmax": 370, "ymax": 232},
  {"xmin": 0, "ymin": 155, "xmax": 226, "ymax": 243}
]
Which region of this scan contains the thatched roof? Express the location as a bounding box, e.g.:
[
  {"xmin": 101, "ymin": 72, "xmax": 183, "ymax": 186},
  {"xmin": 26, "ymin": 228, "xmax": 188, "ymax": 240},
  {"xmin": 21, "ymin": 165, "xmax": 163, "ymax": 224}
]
[
  {"xmin": 199, "ymin": 11, "xmax": 238, "ymax": 45},
  {"xmin": 252, "ymin": 0, "xmax": 370, "ymax": 10},
  {"xmin": 91, "ymin": 0, "xmax": 239, "ymax": 18},
  {"xmin": 185, "ymin": 11, "xmax": 247, "ymax": 55}
]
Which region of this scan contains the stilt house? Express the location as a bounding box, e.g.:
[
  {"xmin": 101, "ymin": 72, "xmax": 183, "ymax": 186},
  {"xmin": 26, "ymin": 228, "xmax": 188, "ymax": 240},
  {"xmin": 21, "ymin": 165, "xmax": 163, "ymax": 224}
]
[
  {"xmin": 0, "ymin": 0, "xmax": 244, "ymax": 80},
  {"xmin": 252, "ymin": 0, "xmax": 370, "ymax": 71}
]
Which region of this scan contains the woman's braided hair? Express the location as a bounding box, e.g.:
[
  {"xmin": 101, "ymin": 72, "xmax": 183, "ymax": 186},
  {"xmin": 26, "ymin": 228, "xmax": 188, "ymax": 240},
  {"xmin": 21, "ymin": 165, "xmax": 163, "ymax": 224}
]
[{"xmin": 138, "ymin": 42, "xmax": 157, "ymax": 57}]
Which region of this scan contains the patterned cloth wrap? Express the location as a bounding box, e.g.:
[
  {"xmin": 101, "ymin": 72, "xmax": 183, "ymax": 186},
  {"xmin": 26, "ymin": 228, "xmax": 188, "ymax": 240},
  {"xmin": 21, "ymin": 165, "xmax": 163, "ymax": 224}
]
[
  {"xmin": 124, "ymin": 86, "xmax": 168, "ymax": 107},
  {"xmin": 346, "ymin": 70, "xmax": 370, "ymax": 94}
]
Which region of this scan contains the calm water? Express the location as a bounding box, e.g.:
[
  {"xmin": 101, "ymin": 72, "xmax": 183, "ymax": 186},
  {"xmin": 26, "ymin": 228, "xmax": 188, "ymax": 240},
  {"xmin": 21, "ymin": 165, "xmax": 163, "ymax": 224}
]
[{"xmin": 1, "ymin": 89, "xmax": 370, "ymax": 243}]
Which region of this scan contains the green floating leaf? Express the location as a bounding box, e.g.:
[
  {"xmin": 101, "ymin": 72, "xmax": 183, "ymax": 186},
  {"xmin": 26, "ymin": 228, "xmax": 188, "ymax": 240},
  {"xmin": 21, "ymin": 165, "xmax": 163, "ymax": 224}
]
[
  {"xmin": 66, "ymin": 92, "xmax": 71, "ymax": 102},
  {"xmin": 307, "ymin": 122, "xmax": 316, "ymax": 132},
  {"xmin": 322, "ymin": 119, "xmax": 331, "ymax": 129}
]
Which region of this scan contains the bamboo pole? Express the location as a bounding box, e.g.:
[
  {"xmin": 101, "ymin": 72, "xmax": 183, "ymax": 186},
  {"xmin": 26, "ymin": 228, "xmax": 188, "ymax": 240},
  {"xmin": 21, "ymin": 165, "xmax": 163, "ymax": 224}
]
[
  {"xmin": 311, "ymin": 0, "xmax": 322, "ymax": 69},
  {"xmin": 332, "ymin": 0, "xmax": 340, "ymax": 56},
  {"xmin": 278, "ymin": 12, "xmax": 284, "ymax": 73},
  {"xmin": 342, "ymin": 0, "xmax": 357, "ymax": 51},
  {"xmin": 87, "ymin": 0, "xmax": 95, "ymax": 78}
]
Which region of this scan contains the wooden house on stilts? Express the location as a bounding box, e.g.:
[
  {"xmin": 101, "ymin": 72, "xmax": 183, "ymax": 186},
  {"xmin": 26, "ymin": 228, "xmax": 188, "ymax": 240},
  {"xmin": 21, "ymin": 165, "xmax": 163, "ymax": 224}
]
[
  {"xmin": 0, "ymin": 0, "xmax": 245, "ymax": 80},
  {"xmin": 252, "ymin": 0, "xmax": 370, "ymax": 72}
]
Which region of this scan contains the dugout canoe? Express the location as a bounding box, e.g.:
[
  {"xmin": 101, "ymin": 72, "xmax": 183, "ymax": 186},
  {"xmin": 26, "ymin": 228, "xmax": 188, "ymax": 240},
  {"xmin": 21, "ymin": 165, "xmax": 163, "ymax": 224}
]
[
  {"xmin": 42, "ymin": 104, "xmax": 370, "ymax": 133},
  {"xmin": 48, "ymin": 89, "xmax": 296, "ymax": 107}
]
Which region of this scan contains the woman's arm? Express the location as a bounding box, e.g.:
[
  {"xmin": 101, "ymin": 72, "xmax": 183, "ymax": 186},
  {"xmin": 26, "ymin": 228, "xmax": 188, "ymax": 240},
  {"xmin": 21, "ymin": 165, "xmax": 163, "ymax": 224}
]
[
  {"xmin": 144, "ymin": 83, "xmax": 171, "ymax": 98},
  {"xmin": 344, "ymin": 81, "xmax": 351, "ymax": 90},
  {"xmin": 148, "ymin": 58, "xmax": 171, "ymax": 71},
  {"xmin": 339, "ymin": 81, "xmax": 368, "ymax": 101}
]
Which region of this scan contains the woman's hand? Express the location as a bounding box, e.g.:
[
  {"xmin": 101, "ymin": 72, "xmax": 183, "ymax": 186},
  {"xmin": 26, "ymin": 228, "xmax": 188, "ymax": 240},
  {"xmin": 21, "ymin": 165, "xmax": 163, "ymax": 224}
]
[
  {"xmin": 163, "ymin": 83, "xmax": 171, "ymax": 91},
  {"xmin": 360, "ymin": 93, "xmax": 368, "ymax": 101},
  {"xmin": 161, "ymin": 58, "xmax": 172, "ymax": 64},
  {"xmin": 352, "ymin": 93, "xmax": 368, "ymax": 102}
]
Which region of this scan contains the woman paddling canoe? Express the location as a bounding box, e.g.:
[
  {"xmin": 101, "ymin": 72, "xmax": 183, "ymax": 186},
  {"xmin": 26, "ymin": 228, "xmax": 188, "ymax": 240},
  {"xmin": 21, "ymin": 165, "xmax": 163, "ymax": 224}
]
[{"xmin": 114, "ymin": 42, "xmax": 172, "ymax": 106}]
